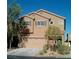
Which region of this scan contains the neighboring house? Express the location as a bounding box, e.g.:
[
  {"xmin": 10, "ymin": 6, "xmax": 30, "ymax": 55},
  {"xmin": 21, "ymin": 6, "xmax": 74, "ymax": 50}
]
[{"xmin": 19, "ymin": 9, "xmax": 66, "ymax": 48}]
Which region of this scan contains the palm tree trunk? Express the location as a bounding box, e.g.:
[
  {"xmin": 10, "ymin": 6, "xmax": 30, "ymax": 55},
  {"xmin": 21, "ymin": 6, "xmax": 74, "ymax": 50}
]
[
  {"xmin": 9, "ymin": 34, "xmax": 13, "ymax": 49},
  {"xmin": 9, "ymin": 40, "xmax": 12, "ymax": 49},
  {"xmin": 18, "ymin": 33, "xmax": 21, "ymax": 47}
]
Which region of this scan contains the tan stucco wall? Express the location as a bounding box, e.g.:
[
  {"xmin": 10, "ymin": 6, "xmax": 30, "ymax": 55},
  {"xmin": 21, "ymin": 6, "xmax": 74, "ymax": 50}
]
[{"xmin": 24, "ymin": 14, "xmax": 49, "ymax": 37}]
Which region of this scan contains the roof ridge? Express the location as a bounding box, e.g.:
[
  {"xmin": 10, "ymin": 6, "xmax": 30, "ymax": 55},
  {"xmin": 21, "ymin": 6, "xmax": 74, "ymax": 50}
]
[
  {"xmin": 35, "ymin": 9, "xmax": 65, "ymax": 19},
  {"xmin": 19, "ymin": 9, "xmax": 65, "ymax": 20}
]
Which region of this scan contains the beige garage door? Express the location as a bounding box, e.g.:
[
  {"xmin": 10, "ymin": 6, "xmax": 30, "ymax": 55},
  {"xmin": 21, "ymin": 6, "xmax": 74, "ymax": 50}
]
[{"xmin": 24, "ymin": 39, "xmax": 46, "ymax": 48}]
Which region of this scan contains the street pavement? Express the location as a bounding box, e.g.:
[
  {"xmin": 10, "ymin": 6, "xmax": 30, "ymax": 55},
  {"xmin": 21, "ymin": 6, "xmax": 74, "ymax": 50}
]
[
  {"xmin": 7, "ymin": 55, "xmax": 71, "ymax": 59},
  {"xmin": 7, "ymin": 48, "xmax": 71, "ymax": 59}
]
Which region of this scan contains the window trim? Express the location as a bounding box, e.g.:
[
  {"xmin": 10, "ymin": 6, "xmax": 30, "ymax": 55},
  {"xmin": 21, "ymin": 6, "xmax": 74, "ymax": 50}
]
[{"xmin": 35, "ymin": 20, "xmax": 46, "ymax": 27}]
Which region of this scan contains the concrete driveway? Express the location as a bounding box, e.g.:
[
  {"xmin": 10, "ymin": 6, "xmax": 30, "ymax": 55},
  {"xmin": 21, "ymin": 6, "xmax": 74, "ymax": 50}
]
[
  {"xmin": 8, "ymin": 48, "xmax": 42, "ymax": 56},
  {"xmin": 7, "ymin": 48, "xmax": 71, "ymax": 59}
]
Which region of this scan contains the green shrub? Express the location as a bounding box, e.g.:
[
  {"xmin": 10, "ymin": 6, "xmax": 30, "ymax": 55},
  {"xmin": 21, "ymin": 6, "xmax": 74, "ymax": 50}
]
[
  {"xmin": 43, "ymin": 50, "xmax": 47, "ymax": 53},
  {"xmin": 43, "ymin": 44, "xmax": 57, "ymax": 52},
  {"xmin": 56, "ymin": 40, "xmax": 70, "ymax": 54},
  {"xmin": 43, "ymin": 44, "xmax": 49, "ymax": 51},
  {"xmin": 56, "ymin": 44, "xmax": 70, "ymax": 55},
  {"xmin": 39, "ymin": 50, "xmax": 45, "ymax": 55}
]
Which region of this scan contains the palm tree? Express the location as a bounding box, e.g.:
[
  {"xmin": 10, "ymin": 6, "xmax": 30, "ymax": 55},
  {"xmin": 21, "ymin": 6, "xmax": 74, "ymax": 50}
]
[{"xmin": 7, "ymin": 0, "xmax": 21, "ymax": 49}]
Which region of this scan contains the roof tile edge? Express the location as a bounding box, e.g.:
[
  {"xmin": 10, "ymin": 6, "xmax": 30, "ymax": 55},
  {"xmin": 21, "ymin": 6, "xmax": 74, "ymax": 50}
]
[
  {"xmin": 19, "ymin": 9, "xmax": 66, "ymax": 20},
  {"xmin": 35, "ymin": 9, "xmax": 66, "ymax": 19}
]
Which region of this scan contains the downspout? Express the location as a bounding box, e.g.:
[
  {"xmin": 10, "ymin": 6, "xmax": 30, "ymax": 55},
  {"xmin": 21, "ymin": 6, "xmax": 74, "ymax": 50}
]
[
  {"xmin": 62, "ymin": 19, "xmax": 66, "ymax": 45},
  {"xmin": 47, "ymin": 19, "xmax": 49, "ymax": 51},
  {"xmin": 32, "ymin": 18, "xmax": 35, "ymax": 33}
]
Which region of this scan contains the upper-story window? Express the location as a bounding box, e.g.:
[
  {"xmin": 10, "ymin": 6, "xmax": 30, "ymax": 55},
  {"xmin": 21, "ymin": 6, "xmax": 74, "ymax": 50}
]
[{"xmin": 36, "ymin": 20, "xmax": 46, "ymax": 27}]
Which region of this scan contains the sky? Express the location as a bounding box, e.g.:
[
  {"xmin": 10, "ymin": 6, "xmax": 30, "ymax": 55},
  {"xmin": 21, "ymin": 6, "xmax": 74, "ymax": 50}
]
[{"xmin": 8, "ymin": 0, "xmax": 71, "ymax": 39}]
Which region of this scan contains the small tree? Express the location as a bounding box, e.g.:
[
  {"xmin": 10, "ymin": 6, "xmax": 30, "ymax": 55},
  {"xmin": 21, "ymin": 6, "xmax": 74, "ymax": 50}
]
[
  {"xmin": 56, "ymin": 44, "xmax": 70, "ymax": 55},
  {"xmin": 45, "ymin": 25, "xmax": 61, "ymax": 51},
  {"xmin": 17, "ymin": 18, "xmax": 30, "ymax": 47},
  {"xmin": 45, "ymin": 26, "xmax": 61, "ymax": 40},
  {"xmin": 19, "ymin": 18, "xmax": 29, "ymax": 38}
]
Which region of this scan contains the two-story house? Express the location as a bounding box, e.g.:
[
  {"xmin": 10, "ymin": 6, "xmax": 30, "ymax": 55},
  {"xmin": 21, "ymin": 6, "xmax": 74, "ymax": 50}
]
[{"xmin": 19, "ymin": 9, "xmax": 66, "ymax": 48}]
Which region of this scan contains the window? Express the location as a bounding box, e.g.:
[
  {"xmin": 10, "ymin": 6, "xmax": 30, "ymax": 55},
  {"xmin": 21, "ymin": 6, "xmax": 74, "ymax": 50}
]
[{"xmin": 36, "ymin": 20, "xmax": 46, "ymax": 27}]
